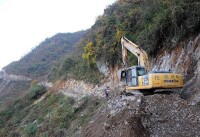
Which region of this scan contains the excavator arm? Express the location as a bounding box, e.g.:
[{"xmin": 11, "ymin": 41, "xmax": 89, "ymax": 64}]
[{"xmin": 121, "ymin": 37, "xmax": 150, "ymax": 71}]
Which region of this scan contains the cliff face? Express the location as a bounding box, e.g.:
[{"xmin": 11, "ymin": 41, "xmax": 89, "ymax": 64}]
[
  {"xmin": 152, "ymin": 34, "xmax": 200, "ymax": 104},
  {"xmin": 152, "ymin": 34, "xmax": 200, "ymax": 79}
]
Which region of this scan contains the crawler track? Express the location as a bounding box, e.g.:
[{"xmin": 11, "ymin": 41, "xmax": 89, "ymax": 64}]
[{"xmin": 122, "ymin": 88, "xmax": 182, "ymax": 96}]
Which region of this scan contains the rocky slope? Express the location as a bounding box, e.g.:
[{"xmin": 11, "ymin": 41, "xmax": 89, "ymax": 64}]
[
  {"xmin": 152, "ymin": 34, "xmax": 200, "ymax": 105},
  {"xmin": 0, "ymin": 0, "xmax": 199, "ymax": 136},
  {"xmin": 0, "ymin": 33, "xmax": 199, "ymax": 137},
  {"xmin": 80, "ymin": 34, "xmax": 200, "ymax": 137},
  {"xmin": 82, "ymin": 93, "xmax": 200, "ymax": 137}
]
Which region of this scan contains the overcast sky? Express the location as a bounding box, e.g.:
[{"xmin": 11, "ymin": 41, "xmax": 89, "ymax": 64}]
[{"xmin": 0, "ymin": 0, "xmax": 116, "ymax": 70}]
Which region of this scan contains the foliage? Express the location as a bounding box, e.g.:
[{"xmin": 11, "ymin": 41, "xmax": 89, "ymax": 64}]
[
  {"xmin": 23, "ymin": 123, "xmax": 37, "ymax": 137},
  {"xmin": 49, "ymin": 57, "xmax": 103, "ymax": 85},
  {"xmin": 27, "ymin": 85, "xmax": 46, "ymax": 100},
  {"xmin": 0, "ymin": 85, "xmax": 47, "ymax": 137},
  {"xmin": 0, "ymin": 90, "xmax": 102, "ymax": 137},
  {"xmin": 82, "ymin": 42, "xmax": 96, "ymax": 66},
  {"xmin": 4, "ymin": 31, "xmax": 87, "ymax": 79},
  {"xmin": 0, "ymin": 81, "xmax": 30, "ymax": 112},
  {"xmin": 82, "ymin": 0, "xmax": 200, "ymax": 66}
]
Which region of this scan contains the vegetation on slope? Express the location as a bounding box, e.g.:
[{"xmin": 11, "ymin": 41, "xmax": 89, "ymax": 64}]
[
  {"xmin": 0, "ymin": 0, "xmax": 199, "ymax": 136},
  {"xmin": 0, "ymin": 85, "xmax": 46, "ymax": 135},
  {"xmin": 82, "ymin": 0, "xmax": 200, "ymax": 66},
  {"xmin": 4, "ymin": 30, "xmax": 102, "ymax": 84},
  {"xmin": 5, "ymin": 31, "xmax": 87, "ymax": 79},
  {"xmin": 0, "ymin": 85, "xmax": 102, "ymax": 137},
  {"xmin": 0, "ymin": 80, "xmax": 30, "ymax": 112},
  {"xmin": 4, "ymin": 0, "xmax": 200, "ymax": 83},
  {"xmin": 49, "ymin": 57, "xmax": 103, "ymax": 84}
]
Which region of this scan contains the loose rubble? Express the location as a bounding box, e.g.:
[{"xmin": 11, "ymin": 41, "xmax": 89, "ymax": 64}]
[{"xmin": 82, "ymin": 93, "xmax": 200, "ymax": 137}]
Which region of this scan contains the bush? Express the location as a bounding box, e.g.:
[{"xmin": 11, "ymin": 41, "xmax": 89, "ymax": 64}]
[
  {"xmin": 23, "ymin": 123, "xmax": 37, "ymax": 137},
  {"xmin": 27, "ymin": 85, "xmax": 47, "ymax": 100},
  {"xmin": 82, "ymin": 0, "xmax": 200, "ymax": 65},
  {"xmin": 49, "ymin": 57, "xmax": 103, "ymax": 85}
]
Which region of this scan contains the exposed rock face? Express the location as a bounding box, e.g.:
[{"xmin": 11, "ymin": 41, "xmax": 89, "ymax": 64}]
[
  {"xmin": 152, "ymin": 34, "xmax": 200, "ymax": 104},
  {"xmin": 50, "ymin": 79, "xmax": 115, "ymax": 99},
  {"xmin": 152, "ymin": 34, "xmax": 199, "ymax": 79},
  {"xmin": 96, "ymin": 60, "xmax": 110, "ymax": 77}
]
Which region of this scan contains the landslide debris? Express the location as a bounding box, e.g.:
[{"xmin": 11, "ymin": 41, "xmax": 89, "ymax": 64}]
[
  {"xmin": 82, "ymin": 93, "xmax": 200, "ymax": 137},
  {"xmin": 142, "ymin": 94, "xmax": 200, "ymax": 137}
]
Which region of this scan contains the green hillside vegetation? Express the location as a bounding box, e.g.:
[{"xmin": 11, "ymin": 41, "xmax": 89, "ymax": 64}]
[
  {"xmin": 4, "ymin": 0, "xmax": 199, "ymax": 84},
  {"xmin": 0, "ymin": 80, "xmax": 30, "ymax": 112},
  {"xmin": 0, "ymin": 0, "xmax": 199, "ymax": 136},
  {"xmin": 82, "ymin": 0, "xmax": 200, "ymax": 66},
  {"xmin": 5, "ymin": 31, "xmax": 87, "ymax": 79},
  {"xmin": 49, "ymin": 57, "xmax": 103, "ymax": 84},
  {"xmin": 0, "ymin": 85, "xmax": 102, "ymax": 137},
  {"xmin": 53, "ymin": 0, "xmax": 199, "ymax": 82},
  {"xmin": 48, "ymin": 38, "xmax": 103, "ymax": 84}
]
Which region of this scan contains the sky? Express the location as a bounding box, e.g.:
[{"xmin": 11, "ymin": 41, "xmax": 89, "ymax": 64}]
[{"xmin": 0, "ymin": 0, "xmax": 116, "ymax": 70}]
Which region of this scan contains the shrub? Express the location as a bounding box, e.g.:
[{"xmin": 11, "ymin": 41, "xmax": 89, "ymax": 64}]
[
  {"xmin": 27, "ymin": 85, "xmax": 47, "ymax": 100},
  {"xmin": 23, "ymin": 123, "xmax": 37, "ymax": 137},
  {"xmin": 49, "ymin": 57, "xmax": 103, "ymax": 85}
]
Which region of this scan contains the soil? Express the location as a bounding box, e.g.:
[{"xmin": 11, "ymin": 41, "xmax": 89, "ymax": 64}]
[{"xmin": 82, "ymin": 93, "xmax": 200, "ymax": 137}]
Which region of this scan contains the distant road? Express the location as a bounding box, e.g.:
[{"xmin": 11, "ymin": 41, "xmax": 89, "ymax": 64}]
[{"xmin": 0, "ymin": 69, "xmax": 32, "ymax": 81}]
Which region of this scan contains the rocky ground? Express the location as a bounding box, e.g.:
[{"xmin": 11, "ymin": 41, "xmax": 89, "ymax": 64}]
[
  {"xmin": 0, "ymin": 34, "xmax": 199, "ymax": 137},
  {"xmin": 80, "ymin": 34, "xmax": 200, "ymax": 137},
  {"xmin": 82, "ymin": 92, "xmax": 200, "ymax": 137},
  {"xmin": 27, "ymin": 33, "xmax": 200, "ymax": 136}
]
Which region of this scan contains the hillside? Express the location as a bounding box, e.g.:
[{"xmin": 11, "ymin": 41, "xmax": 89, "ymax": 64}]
[
  {"xmin": 0, "ymin": 0, "xmax": 200, "ymax": 136},
  {"xmin": 81, "ymin": 0, "xmax": 200, "ymax": 67},
  {"xmin": 4, "ymin": 31, "xmax": 87, "ymax": 80}
]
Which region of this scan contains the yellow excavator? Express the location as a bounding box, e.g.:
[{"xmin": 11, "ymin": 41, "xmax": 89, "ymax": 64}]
[{"xmin": 119, "ymin": 37, "xmax": 183, "ymax": 94}]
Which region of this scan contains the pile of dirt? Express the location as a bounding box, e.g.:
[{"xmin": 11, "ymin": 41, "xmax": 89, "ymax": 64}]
[
  {"xmin": 82, "ymin": 95, "xmax": 149, "ymax": 137},
  {"xmin": 82, "ymin": 93, "xmax": 200, "ymax": 137},
  {"xmin": 142, "ymin": 94, "xmax": 200, "ymax": 137}
]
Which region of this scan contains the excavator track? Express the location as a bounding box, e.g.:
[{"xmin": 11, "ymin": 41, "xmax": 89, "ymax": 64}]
[
  {"xmin": 154, "ymin": 88, "xmax": 182, "ymax": 95},
  {"xmin": 122, "ymin": 88, "xmax": 182, "ymax": 96}
]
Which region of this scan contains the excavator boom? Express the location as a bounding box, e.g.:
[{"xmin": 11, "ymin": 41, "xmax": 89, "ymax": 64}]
[{"xmin": 121, "ymin": 37, "xmax": 150, "ymax": 71}]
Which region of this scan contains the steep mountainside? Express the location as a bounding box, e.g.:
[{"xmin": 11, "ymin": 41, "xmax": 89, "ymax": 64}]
[
  {"xmin": 4, "ymin": 31, "xmax": 87, "ymax": 80},
  {"xmin": 0, "ymin": 80, "xmax": 30, "ymax": 112},
  {"xmin": 81, "ymin": 0, "xmax": 200, "ymax": 67},
  {"xmin": 0, "ymin": 0, "xmax": 199, "ymax": 137}
]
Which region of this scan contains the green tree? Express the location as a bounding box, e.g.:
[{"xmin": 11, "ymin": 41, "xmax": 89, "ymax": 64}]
[{"xmin": 82, "ymin": 42, "xmax": 96, "ymax": 66}]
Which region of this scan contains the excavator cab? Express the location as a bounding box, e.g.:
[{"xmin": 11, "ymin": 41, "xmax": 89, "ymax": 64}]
[
  {"xmin": 118, "ymin": 66, "xmax": 146, "ymax": 86},
  {"xmin": 126, "ymin": 66, "xmax": 146, "ymax": 87}
]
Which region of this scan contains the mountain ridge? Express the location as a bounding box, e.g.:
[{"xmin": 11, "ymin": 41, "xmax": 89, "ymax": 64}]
[{"xmin": 4, "ymin": 30, "xmax": 87, "ymax": 80}]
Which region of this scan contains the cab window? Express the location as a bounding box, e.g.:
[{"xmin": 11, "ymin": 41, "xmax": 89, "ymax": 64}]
[
  {"xmin": 127, "ymin": 69, "xmax": 132, "ymax": 82},
  {"xmin": 137, "ymin": 68, "xmax": 145, "ymax": 76}
]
